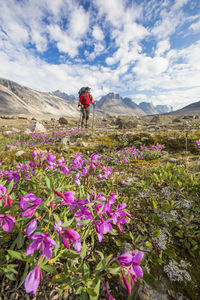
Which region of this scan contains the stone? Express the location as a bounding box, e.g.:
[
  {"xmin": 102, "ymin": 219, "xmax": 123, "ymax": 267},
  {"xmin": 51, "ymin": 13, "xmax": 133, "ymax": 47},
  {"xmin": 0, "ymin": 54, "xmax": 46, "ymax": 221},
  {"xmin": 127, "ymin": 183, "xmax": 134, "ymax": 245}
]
[
  {"xmin": 58, "ymin": 117, "xmax": 68, "ymax": 125},
  {"xmin": 25, "ymin": 122, "xmax": 46, "ymax": 133},
  {"xmin": 15, "ymin": 150, "xmax": 25, "ymax": 157},
  {"xmin": 61, "ymin": 136, "xmax": 71, "ymax": 145},
  {"xmin": 168, "ymin": 158, "xmax": 178, "ymax": 163}
]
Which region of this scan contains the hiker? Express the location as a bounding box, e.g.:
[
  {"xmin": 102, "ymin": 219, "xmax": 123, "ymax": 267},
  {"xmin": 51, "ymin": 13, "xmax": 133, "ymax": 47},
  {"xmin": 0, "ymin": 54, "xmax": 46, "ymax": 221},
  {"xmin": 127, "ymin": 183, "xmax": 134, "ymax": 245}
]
[{"xmin": 79, "ymin": 87, "xmax": 96, "ymax": 128}]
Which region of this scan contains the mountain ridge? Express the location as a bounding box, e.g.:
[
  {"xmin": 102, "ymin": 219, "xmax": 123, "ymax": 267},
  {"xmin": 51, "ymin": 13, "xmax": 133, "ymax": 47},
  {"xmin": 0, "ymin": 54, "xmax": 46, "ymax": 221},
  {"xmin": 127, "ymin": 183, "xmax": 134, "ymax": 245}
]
[{"xmin": 1, "ymin": 77, "xmax": 199, "ymax": 118}]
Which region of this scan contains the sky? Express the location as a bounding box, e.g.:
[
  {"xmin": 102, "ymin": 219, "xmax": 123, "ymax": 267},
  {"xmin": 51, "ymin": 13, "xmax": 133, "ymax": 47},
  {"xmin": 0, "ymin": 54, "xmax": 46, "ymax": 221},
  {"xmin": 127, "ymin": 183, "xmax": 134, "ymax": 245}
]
[{"xmin": 0, "ymin": 0, "xmax": 200, "ymax": 110}]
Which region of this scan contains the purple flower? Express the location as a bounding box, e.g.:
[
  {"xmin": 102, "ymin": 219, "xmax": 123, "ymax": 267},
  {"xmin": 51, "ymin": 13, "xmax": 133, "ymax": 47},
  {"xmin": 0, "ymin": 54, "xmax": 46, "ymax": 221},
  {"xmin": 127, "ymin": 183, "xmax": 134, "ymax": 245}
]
[
  {"xmin": 0, "ymin": 214, "xmax": 16, "ymax": 232},
  {"xmin": 64, "ymin": 229, "xmax": 81, "ymax": 252},
  {"xmin": 118, "ymin": 253, "xmax": 133, "ymax": 266},
  {"xmin": 19, "ymin": 193, "xmax": 42, "ymax": 210},
  {"xmin": 94, "ymin": 217, "xmax": 113, "ymax": 242},
  {"xmin": 26, "ymin": 232, "xmax": 57, "ymax": 259},
  {"xmin": 24, "ymin": 265, "xmax": 42, "ymax": 294},
  {"xmin": 21, "ymin": 205, "xmax": 38, "ymax": 218},
  {"xmin": 129, "ymin": 251, "xmax": 144, "ymax": 280},
  {"xmin": 0, "ymin": 184, "xmax": 7, "ymax": 201},
  {"xmin": 25, "ymin": 217, "xmax": 41, "ymax": 236}
]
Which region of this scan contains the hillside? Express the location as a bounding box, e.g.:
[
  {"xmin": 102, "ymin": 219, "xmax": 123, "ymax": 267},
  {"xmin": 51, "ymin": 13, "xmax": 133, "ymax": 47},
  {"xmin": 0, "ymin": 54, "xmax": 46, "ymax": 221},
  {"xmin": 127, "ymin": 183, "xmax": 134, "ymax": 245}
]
[{"xmin": 0, "ymin": 78, "xmax": 79, "ymax": 118}]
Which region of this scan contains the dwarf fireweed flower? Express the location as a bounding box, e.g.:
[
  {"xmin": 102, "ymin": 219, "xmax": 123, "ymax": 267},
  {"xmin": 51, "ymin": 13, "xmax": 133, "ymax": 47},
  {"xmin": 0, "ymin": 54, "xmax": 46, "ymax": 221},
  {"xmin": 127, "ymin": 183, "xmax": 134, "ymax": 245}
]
[
  {"xmin": 64, "ymin": 228, "xmax": 81, "ymax": 252},
  {"xmin": 24, "ymin": 265, "xmax": 42, "ymax": 295},
  {"xmin": 25, "ymin": 216, "xmax": 41, "ymax": 236},
  {"xmin": 26, "ymin": 232, "xmax": 57, "ymax": 259},
  {"xmin": 118, "ymin": 251, "xmax": 144, "ymax": 280},
  {"xmin": 19, "ymin": 193, "xmax": 42, "ymax": 210},
  {"xmin": 0, "ymin": 184, "xmax": 7, "ymax": 201},
  {"xmin": 0, "ymin": 214, "xmax": 16, "ymax": 232}
]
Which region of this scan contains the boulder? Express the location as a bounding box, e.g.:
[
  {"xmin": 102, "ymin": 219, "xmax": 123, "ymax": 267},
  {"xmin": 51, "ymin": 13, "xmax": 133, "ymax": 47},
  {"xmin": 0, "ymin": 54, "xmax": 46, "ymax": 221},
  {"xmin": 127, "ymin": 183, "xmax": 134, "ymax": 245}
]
[
  {"xmin": 58, "ymin": 117, "xmax": 68, "ymax": 125},
  {"xmin": 25, "ymin": 122, "xmax": 46, "ymax": 133}
]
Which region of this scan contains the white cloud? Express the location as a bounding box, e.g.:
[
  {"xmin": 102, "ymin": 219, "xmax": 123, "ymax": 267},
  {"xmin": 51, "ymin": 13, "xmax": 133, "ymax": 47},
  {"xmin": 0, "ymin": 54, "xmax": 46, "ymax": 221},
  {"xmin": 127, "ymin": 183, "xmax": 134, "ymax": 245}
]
[
  {"xmin": 68, "ymin": 6, "xmax": 90, "ymax": 38},
  {"xmin": 134, "ymin": 56, "xmax": 169, "ymax": 76},
  {"xmin": 189, "ymin": 19, "xmax": 200, "ymax": 33},
  {"xmin": 92, "ymin": 26, "xmax": 104, "ymax": 40}
]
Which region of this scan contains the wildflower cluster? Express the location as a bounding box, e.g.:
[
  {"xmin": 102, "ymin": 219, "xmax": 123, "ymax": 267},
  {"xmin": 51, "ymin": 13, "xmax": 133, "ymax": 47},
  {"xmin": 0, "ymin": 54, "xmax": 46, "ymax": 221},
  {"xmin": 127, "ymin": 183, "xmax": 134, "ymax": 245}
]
[{"xmin": 0, "ymin": 148, "xmax": 144, "ymax": 298}]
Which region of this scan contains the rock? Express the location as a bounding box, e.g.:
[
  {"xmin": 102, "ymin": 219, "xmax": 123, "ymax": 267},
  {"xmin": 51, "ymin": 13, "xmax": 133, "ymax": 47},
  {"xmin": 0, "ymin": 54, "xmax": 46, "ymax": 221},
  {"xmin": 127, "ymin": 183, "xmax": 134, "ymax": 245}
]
[
  {"xmin": 58, "ymin": 117, "xmax": 68, "ymax": 125},
  {"xmin": 61, "ymin": 136, "xmax": 71, "ymax": 145},
  {"xmin": 15, "ymin": 150, "xmax": 25, "ymax": 157},
  {"xmin": 25, "ymin": 122, "xmax": 46, "ymax": 133},
  {"xmin": 172, "ymin": 118, "xmax": 182, "ymax": 123}
]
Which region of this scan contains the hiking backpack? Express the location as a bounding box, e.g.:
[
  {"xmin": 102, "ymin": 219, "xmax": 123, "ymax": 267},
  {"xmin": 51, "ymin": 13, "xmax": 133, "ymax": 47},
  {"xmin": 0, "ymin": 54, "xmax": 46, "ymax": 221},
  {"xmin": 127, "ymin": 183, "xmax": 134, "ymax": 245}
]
[{"xmin": 78, "ymin": 87, "xmax": 86, "ymax": 97}]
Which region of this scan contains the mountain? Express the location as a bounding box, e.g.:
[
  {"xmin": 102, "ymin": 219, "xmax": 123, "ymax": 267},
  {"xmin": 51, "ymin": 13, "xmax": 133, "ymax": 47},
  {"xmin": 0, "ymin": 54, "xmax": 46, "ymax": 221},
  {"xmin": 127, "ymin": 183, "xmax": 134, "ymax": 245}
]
[
  {"xmin": 52, "ymin": 90, "xmax": 76, "ymax": 102},
  {"xmin": 0, "ymin": 78, "xmax": 79, "ymax": 118},
  {"xmin": 155, "ymin": 105, "xmax": 173, "ymax": 114},
  {"xmin": 138, "ymin": 102, "xmax": 158, "ymax": 115},
  {"xmin": 96, "ymin": 93, "xmax": 145, "ymax": 116},
  {"xmin": 169, "ymin": 101, "xmax": 200, "ymax": 115}
]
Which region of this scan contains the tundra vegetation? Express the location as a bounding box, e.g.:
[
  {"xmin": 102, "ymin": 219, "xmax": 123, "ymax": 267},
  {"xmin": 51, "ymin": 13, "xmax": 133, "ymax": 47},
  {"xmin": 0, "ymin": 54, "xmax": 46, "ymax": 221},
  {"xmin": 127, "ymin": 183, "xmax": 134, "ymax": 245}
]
[{"xmin": 0, "ymin": 118, "xmax": 199, "ymax": 300}]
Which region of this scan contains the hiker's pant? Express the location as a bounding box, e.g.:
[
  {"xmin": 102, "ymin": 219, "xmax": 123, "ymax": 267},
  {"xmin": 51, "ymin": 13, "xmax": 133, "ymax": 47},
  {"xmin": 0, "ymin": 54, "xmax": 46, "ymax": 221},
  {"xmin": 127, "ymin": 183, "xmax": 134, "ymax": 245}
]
[{"xmin": 81, "ymin": 107, "xmax": 90, "ymax": 121}]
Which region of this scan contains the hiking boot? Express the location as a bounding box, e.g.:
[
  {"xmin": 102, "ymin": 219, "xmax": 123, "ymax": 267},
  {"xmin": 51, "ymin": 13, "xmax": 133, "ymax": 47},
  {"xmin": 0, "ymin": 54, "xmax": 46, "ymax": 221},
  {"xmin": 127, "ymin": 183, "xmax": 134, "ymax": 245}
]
[
  {"xmin": 81, "ymin": 122, "xmax": 84, "ymax": 128},
  {"xmin": 85, "ymin": 124, "xmax": 88, "ymax": 128}
]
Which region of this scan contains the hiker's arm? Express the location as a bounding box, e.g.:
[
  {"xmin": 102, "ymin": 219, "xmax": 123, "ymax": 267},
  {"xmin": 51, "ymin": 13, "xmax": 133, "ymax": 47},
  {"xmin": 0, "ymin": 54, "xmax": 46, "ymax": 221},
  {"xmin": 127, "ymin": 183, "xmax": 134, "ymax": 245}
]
[
  {"xmin": 79, "ymin": 95, "xmax": 83, "ymax": 107},
  {"xmin": 90, "ymin": 94, "xmax": 96, "ymax": 105}
]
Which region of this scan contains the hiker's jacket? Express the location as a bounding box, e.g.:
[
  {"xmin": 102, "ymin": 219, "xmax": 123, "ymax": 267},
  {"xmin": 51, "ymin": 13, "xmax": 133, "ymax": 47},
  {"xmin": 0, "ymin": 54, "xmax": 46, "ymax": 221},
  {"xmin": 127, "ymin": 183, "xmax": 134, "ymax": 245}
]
[{"xmin": 79, "ymin": 93, "xmax": 94, "ymax": 108}]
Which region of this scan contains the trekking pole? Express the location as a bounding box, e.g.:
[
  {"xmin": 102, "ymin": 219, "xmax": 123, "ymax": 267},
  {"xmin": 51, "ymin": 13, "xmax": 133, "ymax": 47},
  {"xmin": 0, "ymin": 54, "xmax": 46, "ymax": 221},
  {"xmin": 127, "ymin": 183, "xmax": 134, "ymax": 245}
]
[
  {"xmin": 78, "ymin": 107, "xmax": 82, "ymax": 128},
  {"xmin": 92, "ymin": 104, "xmax": 95, "ymax": 130}
]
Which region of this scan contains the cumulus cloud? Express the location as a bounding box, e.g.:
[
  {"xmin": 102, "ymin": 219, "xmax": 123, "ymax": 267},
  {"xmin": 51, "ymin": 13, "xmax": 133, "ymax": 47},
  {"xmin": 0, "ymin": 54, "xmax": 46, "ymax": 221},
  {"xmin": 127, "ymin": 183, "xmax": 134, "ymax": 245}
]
[
  {"xmin": 0, "ymin": 0, "xmax": 200, "ymax": 109},
  {"xmin": 92, "ymin": 26, "xmax": 104, "ymax": 40}
]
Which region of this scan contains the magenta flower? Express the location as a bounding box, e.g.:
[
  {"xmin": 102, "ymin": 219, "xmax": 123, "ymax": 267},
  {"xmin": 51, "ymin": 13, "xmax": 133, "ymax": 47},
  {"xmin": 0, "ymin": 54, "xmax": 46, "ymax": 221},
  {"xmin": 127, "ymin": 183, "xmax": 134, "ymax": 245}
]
[
  {"xmin": 118, "ymin": 253, "xmax": 134, "ymax": 266},
  {"xmin": 94, "ymin": 217, "xmax": 113, "ymax": 242},
  {"xmin": 19, "ymin": 193, "xmax": 42, "ymax": 210},
  {"xmin": 121, "ymin": 270, "xmax": 131, "ymax": 294},
  {"xmin": 25, "ymin": 217, "xmax": 41, "ymax": 236},
  {"xmin": 0, "ymin": 184, "xmax": 7, "ymax": 201},
  {"xmin": 129, "ymin": 251, "xmax": 144, "ymax": 280},
  {"xmin": 24, "ymin": 265, "xmax": 42, "ymax": 294},
  {"xmin": 118, "ymin": 251, "xmax": 144, "ymax": 281},
  {"xmin": 64, "ymin": 228, "xmax": 81, "ymax": 252},
  {"xmin": 21, "ymin": 205, "xmax": 39, "ymax": 218},
  {"xmin": 0, "ymin": 214, "xmax": 16, "ymax": 232},
  {"xmin": 26, "ymin": 232, "xmax": 57, "ymax": 259}
]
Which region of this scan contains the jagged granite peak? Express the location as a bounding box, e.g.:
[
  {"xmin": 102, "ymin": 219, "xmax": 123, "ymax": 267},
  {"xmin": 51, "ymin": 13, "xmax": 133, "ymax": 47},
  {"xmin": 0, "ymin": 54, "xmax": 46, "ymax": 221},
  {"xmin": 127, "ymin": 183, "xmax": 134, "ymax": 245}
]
[
  {"xmin": 138, "ymin": 102, "xmax": 158, "ymax": 115},
  {"xmin": 96, "ymin": 93, "xmax": 145, "ymax": 116},
  {"xmin": 52, "ymin": 90, "xmax": 76, "ymax": 101}
]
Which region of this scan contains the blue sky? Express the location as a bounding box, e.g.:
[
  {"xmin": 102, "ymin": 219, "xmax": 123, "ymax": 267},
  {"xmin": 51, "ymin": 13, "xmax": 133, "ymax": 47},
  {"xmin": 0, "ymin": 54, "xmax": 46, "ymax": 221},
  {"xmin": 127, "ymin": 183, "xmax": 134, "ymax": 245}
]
[{"xmin": 0, "ymin": 0, "xmax": 200, "ymax": 109}]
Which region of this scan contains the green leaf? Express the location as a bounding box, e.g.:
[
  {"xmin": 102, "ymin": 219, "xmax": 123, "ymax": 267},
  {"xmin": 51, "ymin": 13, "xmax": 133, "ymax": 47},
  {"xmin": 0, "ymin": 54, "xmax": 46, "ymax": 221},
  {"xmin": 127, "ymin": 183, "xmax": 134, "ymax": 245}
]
[
  {"xmin": 143, "ymin": 273, "xmax": 155, "ymax": 286},
  {"xmin": 62, "ymin": 216, "xmax": 74, "ymax": 227},
  {"xmin": 62, "ymin": 249, "xmax": 80, "ymax": 259},
  {"xmin": 7, "ymin": 179, "xmax": 14, "ymax": 194},
  {"xmin": 81, "ymin": 240, "xmax": 87, "ymax": 259},
  {"xmin": 108, "ymin": 267, "xmax": 120, "ymax": 275},
  {"xmin": 78, "ymin": 219, "xmax": 91, "ymax": 226},
  {"xmin": 40, "ymin": 264, "xmax": 57, "ymax": 274},
  {"xmin": 145, "ymin": 241, "xmax": 153, "ymax": 248},
  {"xmin": 7, "ymin": 250, "xmax": 25, "ymax": 261},
  {"xmin": 16, "ymin": 232, "xmax": 24, "ymax": 249},
  {"xmin": 89, "ymin": 280, "xmax": 101, "ymax": 300},
  {"xmin": 152, "ymin": 200, "xmax": 158, "ymax": 209},
  {"xmin": 53, "ymin": 213, "xmax": 60, "ymax": 224},
  {"xmin": 18, "ymin": 261, "xmax": 29, "ymax": 287},
  {"xmin": 45, "ymin": 176, "xmax": 52, "ymax": 190},
  {"xmin": 153, "ymin": 229, "xmax": 160, "ymax": 238},
  {"xmin": 86, "ymin": 288, "xmax": 97, "ymax": 297},
  {"xmin": 164, "ymin": 248, "xmax": 176, "ymax": 258},
  {"xmin": 81, "ymin": 292, "xmax": 88, "ymax": 300}
]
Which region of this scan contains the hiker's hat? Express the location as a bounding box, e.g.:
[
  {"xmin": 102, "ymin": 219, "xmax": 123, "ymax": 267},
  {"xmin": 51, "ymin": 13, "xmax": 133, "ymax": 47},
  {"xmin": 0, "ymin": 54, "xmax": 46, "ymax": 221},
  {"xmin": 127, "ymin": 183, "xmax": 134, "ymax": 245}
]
[{"xmin": 85, "ymin": 87, "xmax": 91, "ymax": 90}]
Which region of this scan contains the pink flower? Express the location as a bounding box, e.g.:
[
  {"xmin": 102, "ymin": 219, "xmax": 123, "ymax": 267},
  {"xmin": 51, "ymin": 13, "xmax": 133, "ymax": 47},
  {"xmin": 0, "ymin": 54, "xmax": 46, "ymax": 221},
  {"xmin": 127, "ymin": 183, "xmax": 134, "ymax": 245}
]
[
  {"xmin": 24, "ymin": 265, "xmax": 42, "ymax": 294},
  {"xmin": 26, "ymin": 232, "xmax": 57, "ymax": 259},
  {"xmin": 0, "ymin": 214, "xmax": 16, "ymax": 232},
  {"xmin": 64, "ymin": 229, "xmax": 81, "ymax": 252}
]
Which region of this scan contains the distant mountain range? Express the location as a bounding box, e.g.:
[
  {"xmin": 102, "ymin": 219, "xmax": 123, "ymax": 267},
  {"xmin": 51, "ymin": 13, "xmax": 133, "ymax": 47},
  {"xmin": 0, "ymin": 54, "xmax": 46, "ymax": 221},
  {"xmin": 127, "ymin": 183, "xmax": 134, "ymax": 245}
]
[{"xmin": 0, "ymin": 77, "xmax": 199, "ymax": 118}]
